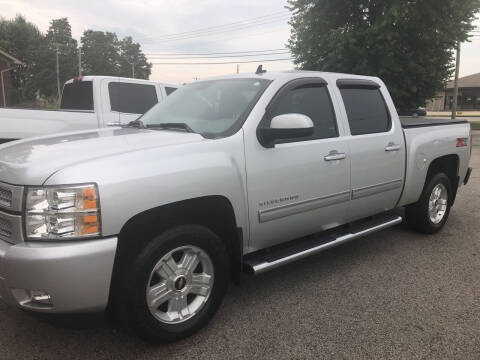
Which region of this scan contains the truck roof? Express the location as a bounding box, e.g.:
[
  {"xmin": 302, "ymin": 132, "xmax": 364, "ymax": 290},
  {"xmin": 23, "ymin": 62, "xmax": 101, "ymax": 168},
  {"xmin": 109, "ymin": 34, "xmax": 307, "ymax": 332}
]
[
  {"xmin": 201, "ymin": 70, "xmax": 383, "ymax": 85},
  {"xmin": 64, "ymin": 75, "xmax": 178, "ymax": 88}
]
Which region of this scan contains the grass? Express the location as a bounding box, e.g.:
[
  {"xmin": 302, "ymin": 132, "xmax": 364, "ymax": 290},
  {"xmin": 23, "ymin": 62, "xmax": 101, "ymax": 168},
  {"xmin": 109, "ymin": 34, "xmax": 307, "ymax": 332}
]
[{"xmin": 470, "ymin": 122, "xmax": 480, "ymax": 130}]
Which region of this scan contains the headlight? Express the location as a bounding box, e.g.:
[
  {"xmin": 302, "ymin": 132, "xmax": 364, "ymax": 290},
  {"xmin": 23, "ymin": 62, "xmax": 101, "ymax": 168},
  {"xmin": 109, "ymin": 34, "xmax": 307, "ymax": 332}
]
[{"xmin": 25, "ymin": 184, "xmax": 101, "ymax": 240}]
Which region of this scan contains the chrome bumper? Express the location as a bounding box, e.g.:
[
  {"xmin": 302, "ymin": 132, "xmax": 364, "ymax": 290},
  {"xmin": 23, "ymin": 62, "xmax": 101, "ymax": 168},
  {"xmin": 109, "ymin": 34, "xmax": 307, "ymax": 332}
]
[{"xmin": 0, "ymin": 237, "xmax": 117, "ymax": 313}]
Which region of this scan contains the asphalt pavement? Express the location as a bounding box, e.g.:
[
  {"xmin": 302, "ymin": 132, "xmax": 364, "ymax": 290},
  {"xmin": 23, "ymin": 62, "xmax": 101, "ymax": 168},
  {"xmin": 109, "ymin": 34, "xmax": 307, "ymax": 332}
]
[{"xmin": 0, "ymin": 139, "xmax": 479, "ymax": 359}]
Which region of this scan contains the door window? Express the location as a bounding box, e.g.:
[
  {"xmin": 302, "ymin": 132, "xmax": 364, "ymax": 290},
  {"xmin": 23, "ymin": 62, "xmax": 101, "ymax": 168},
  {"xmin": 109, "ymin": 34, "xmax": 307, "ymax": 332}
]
[
  {"xmin": 269, "ymin": 84, "xmax": 338, "ymax": 140},
  {"xmin": 339, "ymin": 87, "xmax": 390, "ymax": 135},
  {"xmin": 109, "ymin": 82, "xmax": 158, "ymax": 114}
]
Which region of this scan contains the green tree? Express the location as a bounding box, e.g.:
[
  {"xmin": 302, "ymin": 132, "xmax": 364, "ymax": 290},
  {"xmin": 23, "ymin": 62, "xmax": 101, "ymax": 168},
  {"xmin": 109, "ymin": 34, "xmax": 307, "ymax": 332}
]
[
  {"xmin": 81, "ymin": 30, "xmax": 121, "ymax": 76},
  {"xmin": 287, "ymin": 0, "xmax": 480, "ymax": 109},
  {"xmin": 0, "ymin": 15, "xmax": 52, "ymax": 103},
  {"xmin": 45, "ymin": 18, "xmax": 79, "ymax": 97},
  {"xmin": 81, "ymin": 31, "xmax": 151, "ymax": 79},
  {"xmin": 118, "ymin": 36, "xmax": 152, "ymax": 79}
]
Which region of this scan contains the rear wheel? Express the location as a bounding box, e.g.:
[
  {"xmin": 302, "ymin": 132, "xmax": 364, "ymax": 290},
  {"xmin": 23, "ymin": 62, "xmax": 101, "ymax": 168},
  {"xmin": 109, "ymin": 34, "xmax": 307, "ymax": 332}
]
[
  {"xmin": 405, "ymin": 173, "xmax": 452, "ymax": 234},
  {"xmin": 121, "ymin": 225, "xmax": 229, "ymax": 342}
]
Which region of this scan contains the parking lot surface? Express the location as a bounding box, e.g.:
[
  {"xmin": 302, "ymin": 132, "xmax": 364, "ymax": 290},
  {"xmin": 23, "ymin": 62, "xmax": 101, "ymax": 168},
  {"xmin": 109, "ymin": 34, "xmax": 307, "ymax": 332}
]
[{"xmin": 1, "ymin": 137, "xmax": 479, "ymax": 360}]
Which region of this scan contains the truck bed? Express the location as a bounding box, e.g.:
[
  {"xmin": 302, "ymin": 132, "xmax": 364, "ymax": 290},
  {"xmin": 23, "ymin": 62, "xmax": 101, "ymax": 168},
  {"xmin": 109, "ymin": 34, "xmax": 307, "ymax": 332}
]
[{"xmin": 400, "ymin": 117, "xmax": 468, "ymax": 128}]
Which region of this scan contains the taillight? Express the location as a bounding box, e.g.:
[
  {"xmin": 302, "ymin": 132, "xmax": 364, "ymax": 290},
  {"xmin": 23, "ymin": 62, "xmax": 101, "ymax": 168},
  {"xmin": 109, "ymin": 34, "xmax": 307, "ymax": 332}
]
[{"xmin": 456, "ymin": 138, "xmax": 468, "ymax": 147}]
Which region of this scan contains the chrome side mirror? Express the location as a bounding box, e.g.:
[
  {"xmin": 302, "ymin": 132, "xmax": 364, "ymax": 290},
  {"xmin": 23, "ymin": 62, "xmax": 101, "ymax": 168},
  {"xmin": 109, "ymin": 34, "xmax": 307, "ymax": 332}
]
[{"xmin": 257, "ymin": 113, "xmax": 314, "ymax": 148}]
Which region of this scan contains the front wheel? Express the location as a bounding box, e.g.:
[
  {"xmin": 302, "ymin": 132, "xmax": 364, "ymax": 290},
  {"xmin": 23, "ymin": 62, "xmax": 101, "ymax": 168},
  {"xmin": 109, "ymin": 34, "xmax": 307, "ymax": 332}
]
[
  {"xmin": 405, "ymin": 173, "xmax": 452, "ymax": 234},
  {"xmin": 122, "ymin": 225, "xmax": 229, "ymax": 342}
]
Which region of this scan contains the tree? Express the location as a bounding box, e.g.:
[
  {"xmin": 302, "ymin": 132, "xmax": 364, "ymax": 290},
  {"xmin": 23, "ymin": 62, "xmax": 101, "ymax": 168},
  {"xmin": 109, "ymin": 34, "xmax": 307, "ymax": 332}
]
[
  {"xmin": 45, "ymin": 18, "xmax": 79, "ymax": 97},
  {"xmin": 81, "ymin": 30, "xmax": 120, "ymax": 76},
  {"xmin": 118, "ymin": 36, "xmax": 152, "ymax": 79},
  {"xmin": 0, "ymin": 15, "xmax": 52, "ymax": 103},
  {"xmin": 287, "ymin": 0, "xmax": 480, "ymax": 109},
  {"xmin": 81, "ymin": 31, "xmax": 151, "ymax": 79}
]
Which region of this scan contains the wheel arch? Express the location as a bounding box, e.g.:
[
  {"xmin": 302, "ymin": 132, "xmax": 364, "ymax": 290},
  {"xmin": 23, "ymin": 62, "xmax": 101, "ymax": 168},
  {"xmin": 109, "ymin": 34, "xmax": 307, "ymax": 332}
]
[
  {"xmin": 108, "ymin": 195, "xmax": 243, "ymax": 307},
  {"xmin": 425, "ymin": 154, "xmax": 459, "ymax": 204}
]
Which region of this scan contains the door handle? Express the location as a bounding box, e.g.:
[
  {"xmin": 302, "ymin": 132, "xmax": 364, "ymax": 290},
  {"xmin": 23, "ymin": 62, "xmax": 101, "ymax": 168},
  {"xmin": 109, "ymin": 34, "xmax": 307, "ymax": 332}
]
[
  {"xmin": 385, "ymin": 143, "xmax": 401, "ymax": 152},
  {"xmin": 324, "ymin": 151, "xmax": 346, "ymax": 161}
]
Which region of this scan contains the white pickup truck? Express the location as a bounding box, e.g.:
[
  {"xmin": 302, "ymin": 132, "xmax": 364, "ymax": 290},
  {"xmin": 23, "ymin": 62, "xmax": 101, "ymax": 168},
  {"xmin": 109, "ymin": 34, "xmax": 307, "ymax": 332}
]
[
  {"xmin": 0, "ymin": 71, "xmax": 472, "ymax": 342},
  {"xmin": 0, "ymin": 76, "xmax": 178, "ymax": 143}
]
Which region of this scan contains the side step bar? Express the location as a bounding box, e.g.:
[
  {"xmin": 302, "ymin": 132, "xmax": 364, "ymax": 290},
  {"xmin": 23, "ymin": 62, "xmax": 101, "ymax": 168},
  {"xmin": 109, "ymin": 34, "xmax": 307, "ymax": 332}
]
[{"xmin": 244, "ymin": 213, "xmax": 402, "ymax": 276}]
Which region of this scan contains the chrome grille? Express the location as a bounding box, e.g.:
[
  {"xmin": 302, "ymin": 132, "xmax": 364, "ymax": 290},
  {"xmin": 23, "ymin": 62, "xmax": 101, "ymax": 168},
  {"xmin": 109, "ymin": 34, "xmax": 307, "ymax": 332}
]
[
  {"xmin": 0, "ymin": 182, "xmax": 23, "ymax": 212},
  {"xmin": 0, "ymin": 187, "xmax": 12, "ymax": 208},
  {"xmin": 0, "ymin": 217, "xmax": 12, "ymax": 240},
  {"xmin": 0, "ymin": 211, "xmax": 23, "ymax": 244}
]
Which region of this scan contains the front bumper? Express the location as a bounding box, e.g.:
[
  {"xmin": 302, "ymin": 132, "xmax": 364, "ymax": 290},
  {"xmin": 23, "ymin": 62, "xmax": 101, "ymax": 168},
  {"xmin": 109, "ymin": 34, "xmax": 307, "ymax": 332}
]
[{"xmin": 0, "ymin": 237, "xmax": 117, "ymax": 313}]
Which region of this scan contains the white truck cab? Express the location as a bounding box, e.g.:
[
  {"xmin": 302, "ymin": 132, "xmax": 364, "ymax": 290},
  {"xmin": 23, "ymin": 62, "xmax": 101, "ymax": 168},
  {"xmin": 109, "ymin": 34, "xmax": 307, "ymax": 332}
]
[{"xmin": 0, "ymin": 76, "xmax": 178, "ymax": 143}]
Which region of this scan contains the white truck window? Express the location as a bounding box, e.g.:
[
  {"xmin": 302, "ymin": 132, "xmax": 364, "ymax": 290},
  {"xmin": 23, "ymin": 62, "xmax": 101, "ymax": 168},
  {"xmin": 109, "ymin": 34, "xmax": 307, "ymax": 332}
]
[
  {"xmin": 340, "ymin": 88, "xmax": 391, "ymax": 135},
  {"xmin": 165, "ymin": 87, "xmax": 177, "ymax": 95},
  {"xmin": 109, "ymin": 82, "xmax": 158, "ymax": 114},
  {"xmin": 60, "ymin": 81, "xmax": 94, "ymax": 111},
  {"xmin": 270, "ymin": 84, "xmax": 338, "ymax": 140}
]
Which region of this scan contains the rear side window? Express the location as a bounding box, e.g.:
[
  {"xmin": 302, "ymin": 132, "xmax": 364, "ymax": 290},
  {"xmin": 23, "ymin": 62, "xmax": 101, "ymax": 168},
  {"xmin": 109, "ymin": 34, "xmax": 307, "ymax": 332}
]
[
  {"xmin": 109, "ymin": 82, "xmax": 158, "ymax": 114},
  {"xmin": 340, "ymin": 88, "xmax": 390, "ymax": 135},
  {"xmin": 61, "ymin": 81, "xmax": 94, "ymax": 110},
  {"xmin": 270, "ymin": 84, "xmax": 338, "ymax": 140},
  {"xmin": 165, "ymin": 86, "xmax": 177, "ymax": 95}
]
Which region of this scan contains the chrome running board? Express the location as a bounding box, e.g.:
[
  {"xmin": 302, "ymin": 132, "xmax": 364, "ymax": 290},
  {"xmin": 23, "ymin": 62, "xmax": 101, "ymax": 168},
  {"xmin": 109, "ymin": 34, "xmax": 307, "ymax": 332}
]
[{"xmin": 244, "ymin": 213, "xmax": 402, "ymax": 276}]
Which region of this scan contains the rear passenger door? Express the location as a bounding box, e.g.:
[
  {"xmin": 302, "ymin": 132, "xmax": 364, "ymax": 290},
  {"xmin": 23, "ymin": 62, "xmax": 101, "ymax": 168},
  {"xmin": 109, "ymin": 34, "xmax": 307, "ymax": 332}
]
[
  {"xmin": 336, "ymin": 79, "xmax": 405, "ymax": 220},
  {"xmin": 108, "ymin": 81, "xmax": 161, "ymax": 125}
]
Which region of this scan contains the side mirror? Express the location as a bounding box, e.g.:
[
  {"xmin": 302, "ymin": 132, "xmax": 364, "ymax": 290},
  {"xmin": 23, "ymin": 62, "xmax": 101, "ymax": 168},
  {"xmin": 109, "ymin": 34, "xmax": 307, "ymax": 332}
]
[{"xmin": 257, "ymin": 113, "xmax": 314, "ymax": 148}]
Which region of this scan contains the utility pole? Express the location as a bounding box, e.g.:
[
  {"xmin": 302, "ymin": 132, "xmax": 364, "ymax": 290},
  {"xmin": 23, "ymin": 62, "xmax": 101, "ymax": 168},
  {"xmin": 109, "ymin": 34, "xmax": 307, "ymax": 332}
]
[
  {"xmin": 78, "ymin": 47, "xmax": 82, "ymax": 76},
  {"xmin": 55, "ymin": 44, "xmax": 61, "ymax": 100},
  {"xmin": 236, "ymin": 64, "xmax": 239, "ymax": 74},
  {"xmin": 451, "ymin": 42, "xmax": 461, "ymax": 120},
  {"xmin": 131, "ymin": 62, "xmax": 135, "ymax": 78}
]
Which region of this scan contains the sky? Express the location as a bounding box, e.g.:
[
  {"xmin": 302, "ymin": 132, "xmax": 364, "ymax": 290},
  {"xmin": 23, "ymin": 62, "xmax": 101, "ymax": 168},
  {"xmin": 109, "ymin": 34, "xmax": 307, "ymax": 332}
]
[{"xmin": 1, "ymin": 0, "xmax": 479, "ymax": 85}]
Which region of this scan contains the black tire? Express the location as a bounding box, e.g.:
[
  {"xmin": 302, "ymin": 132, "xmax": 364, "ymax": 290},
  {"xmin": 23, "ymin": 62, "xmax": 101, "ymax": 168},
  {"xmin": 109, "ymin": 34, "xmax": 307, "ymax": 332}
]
[
  {"xmin": 121, "ymin": 225, "xmax": 229, "ymax": 343},
  {"xmin": 405, "ymin": 173, "xmax": 452, "ymax": 234}
]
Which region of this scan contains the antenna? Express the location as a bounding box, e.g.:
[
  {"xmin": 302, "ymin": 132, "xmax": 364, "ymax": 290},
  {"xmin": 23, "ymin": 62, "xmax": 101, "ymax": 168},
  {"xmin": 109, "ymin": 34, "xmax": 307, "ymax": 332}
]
[{"xmin": 255, "ymin": 64, "xmax": 266, "ymax": 74}]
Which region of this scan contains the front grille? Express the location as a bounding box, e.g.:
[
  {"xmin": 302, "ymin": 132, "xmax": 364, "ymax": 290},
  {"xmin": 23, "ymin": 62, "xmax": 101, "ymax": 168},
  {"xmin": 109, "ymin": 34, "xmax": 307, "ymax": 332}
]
[
  {"xmin": 0, "ymin": 211, "xmax": 22, "ymax": 244},
  {"xmin": 0, "ymin": 187, "xmax": 12, "ymax": 208},
  {"xmin": 0, "ymin": 217, "xmax": 12, "ymax": 240},
  {"xmin": 0, "ymin": 182, "xmax": 23, "ymax": 212}
]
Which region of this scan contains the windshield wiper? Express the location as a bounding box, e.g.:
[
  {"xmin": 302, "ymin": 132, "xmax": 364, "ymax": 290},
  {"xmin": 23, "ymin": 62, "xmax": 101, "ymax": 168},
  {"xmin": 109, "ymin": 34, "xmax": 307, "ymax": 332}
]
[
  {"xmin": 146, "ymin": 123, "xmax": 195, "ymax": 133},
  {"xmin": 123, "ymin": 119, "xmax": 146, "ymax": 128}
]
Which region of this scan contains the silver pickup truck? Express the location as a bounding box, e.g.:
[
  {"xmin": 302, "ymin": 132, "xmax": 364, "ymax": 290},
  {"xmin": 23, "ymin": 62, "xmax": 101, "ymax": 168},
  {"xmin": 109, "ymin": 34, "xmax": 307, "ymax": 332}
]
[{"xmin": 0, "ymin": 71, "xmax": 472, "ymax": 342}]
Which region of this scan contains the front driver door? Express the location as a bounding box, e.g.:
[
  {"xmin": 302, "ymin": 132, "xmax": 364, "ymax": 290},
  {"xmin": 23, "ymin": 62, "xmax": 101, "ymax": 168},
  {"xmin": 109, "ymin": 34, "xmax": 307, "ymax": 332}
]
[{"xmin": 244, "ymin": 78, "xmax": 351, "ymax": 252}]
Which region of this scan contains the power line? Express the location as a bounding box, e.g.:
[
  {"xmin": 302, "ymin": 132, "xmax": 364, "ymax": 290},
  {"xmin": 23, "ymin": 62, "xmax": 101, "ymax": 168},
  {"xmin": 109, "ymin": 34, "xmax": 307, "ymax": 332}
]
[
  {"xmin": 138, "ymin": 11, "xmax": 289, "ymax": 42},
  {"xmin": 153, "ymin": 13, "xmax": 289, "ymax": 41},
  {"xmin": 151, "ymin": 57, "xmax": 293, "ymax": 65},
  {"xmin": 143, "ymin": 15, "xmax": 290, "ymax": 43},
  {"xmin": 147, "ymin": 51, "xmax": 290, "ymax": 59},
  {"xmin": 145, "ymin": 48, "xmax": 287, "ymax": 56}
]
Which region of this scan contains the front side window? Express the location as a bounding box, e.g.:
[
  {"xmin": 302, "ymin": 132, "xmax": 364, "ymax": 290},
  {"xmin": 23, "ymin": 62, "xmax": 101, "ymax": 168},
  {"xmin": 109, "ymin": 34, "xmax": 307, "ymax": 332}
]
[
  {"xmin": 109, "ymin": 82, "xmax": 158, "ymax": 114},
  {"xmin": 141, "ymin": 78, "xmax": 270, "ymax": 137},
  {"xmin": 270, "ymin": 84, "xmax": 338, "ymax": 140},
  {"xmin": 340, "ymin": 87, "xmax": 390, "ymax": 135}
]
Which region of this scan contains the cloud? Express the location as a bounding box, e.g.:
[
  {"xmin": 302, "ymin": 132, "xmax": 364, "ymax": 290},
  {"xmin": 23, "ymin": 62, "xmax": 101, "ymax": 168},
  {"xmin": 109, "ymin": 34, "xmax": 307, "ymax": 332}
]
[{"xmin": 1, "ymin": 0, "xmax": 294, "ymax": 83}]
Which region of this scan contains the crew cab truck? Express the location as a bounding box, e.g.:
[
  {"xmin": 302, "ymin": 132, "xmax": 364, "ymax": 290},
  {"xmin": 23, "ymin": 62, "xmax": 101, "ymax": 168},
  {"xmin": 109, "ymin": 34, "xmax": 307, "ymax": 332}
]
[
  {"xmin": 0, "ymin": 76, "xmax": 178, "ymax": 143},
  {"xmin": 0, "ymin": 71, "xmax": 472, "ymax": 342}
]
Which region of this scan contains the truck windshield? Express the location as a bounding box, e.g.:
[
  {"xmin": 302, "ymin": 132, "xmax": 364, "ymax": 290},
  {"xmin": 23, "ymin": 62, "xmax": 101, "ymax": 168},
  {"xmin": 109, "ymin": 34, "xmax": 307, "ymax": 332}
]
[
  {"xmin": 60, "ymin": 81, "xmax": 94, "ymax": 111},
  {"xmin": 140, "ymin": 78, "xmax": 270, "ymax": 137}
]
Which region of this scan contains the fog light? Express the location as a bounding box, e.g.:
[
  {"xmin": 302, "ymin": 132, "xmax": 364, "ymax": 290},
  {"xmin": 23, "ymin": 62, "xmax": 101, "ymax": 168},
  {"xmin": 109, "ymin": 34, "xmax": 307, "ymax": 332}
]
[{"xmin": 29, "ymin": 290, "xmax": 52, "ymax": 305}]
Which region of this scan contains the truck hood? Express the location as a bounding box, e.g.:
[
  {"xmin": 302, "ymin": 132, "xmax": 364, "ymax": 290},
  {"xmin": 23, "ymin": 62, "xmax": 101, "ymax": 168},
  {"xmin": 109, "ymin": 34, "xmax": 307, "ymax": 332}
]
[{"xmin": 0, "ymin": 127, "xmax": 205, "ymax": 185}]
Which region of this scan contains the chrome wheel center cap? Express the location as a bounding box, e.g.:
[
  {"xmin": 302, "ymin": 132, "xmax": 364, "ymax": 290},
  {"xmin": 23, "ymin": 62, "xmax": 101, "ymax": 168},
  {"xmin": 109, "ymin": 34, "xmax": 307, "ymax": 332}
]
[{"xmin": 174, "ymin": 276, "xmax": 187, "ymax": 291}]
